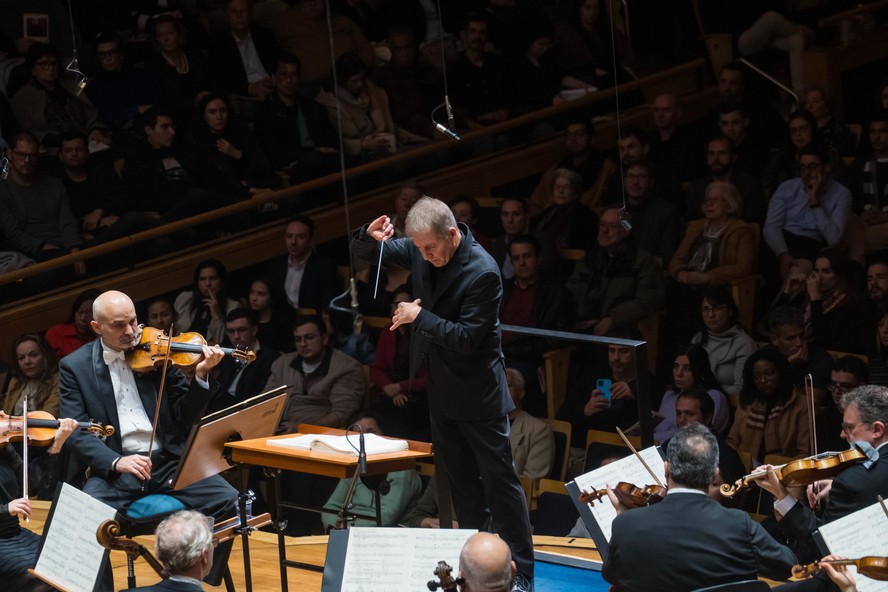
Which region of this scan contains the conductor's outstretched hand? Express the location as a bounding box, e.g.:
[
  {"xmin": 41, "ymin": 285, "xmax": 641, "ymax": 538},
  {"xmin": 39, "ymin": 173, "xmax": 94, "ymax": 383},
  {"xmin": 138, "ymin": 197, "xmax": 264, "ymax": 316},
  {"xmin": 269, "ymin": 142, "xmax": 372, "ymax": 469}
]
[{"xmin": 367, "ymin": 215, "xmax": 394, "ymax": 242}]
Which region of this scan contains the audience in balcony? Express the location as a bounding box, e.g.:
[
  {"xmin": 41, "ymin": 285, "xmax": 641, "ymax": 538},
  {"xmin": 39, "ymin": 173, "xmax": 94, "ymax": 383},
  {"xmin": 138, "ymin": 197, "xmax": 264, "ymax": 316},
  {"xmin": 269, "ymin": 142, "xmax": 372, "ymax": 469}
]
[
  {"xmin": 647, "ymin": 93, "xmax": 701, "ymax": 187},
  {"xmin": 247, "ymin": 274, "xmax": 297, "ymax": 354},
  {"xmin": 870, "ymin": 302, "xmax": 888, "ymax": 386},
  {"xmin": 601, "ymin": 126, "xmax": 681, "ymax": 209},
  {"xmin": 493, "ymin": 197, "xmax": 558, "ymax": 281},
  {"xmin": 533, "ymin": 168, "xmax": 599, "ymax": 251},
  {"xmin": 43, "ymin": 288, "xmax": 100, "ymax": 361},
  {"xmin": 143, "ymin": 296, "xmax": 179, "ymax": 336},
  {"xmin": 174, "ymin": 258, "xmax": 240, "ymax": 345},
  {"xmin": 686, "ymin": 135, "xmax": 766, "ymax": 224},
  {"xmin": 2, "ymin": 333, "xmax": 59, "ymax": 416},
  {"xmin": 505, "ymin": 20, "xmax": 564, "ymax": 119},
  {"xmin": 449, "ymin": 195, "xmax": 493, "ymax": 253},
  {"xmin": 868, "ymin": 257, "xmax": 888, "ymax": 306},
  {"xmin": 804, "ymin": 86, "xmax": 857, "ymax": 158},
  {"xmin": 848, "ymin": 110, "xmax": 888, "ymax": 254},
  {"xmin": 209, "ymin": 0, "xmax": 278, "ymax": 101},
  {"xmin": 449, "ymin": 13, "xmax": 511, "ymax": 130},
  {"xmin": 762, "ymin": 110, "xmax": 828, "ymax": 197},
  {"xmin": 716, "ymin": 102, "xmax": 772, "ymax": 178}
]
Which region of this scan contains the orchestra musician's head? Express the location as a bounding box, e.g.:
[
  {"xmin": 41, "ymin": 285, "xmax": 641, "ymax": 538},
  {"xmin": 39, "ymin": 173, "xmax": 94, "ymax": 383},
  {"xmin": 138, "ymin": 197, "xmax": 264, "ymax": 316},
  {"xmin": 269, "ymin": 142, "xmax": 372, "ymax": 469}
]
[
  {"xmin": 665, "ymin": 424, "xmax": 719, "ymax": 493},
  {"xmin": 839, "ymin": 385, "xmax": 887, "ymax": 448},
  {"xmin": 154, "ymin": 510, "xmax": 215, "ymax": 580},
  {"xmin": 91, "ymin": 290, "xmax": 140, "ymax": 352},
  {"xmin": 406, "ymin": 197, "xmax": 461, "ymax": 268},
  {"xmin": 458, "ymin": 532, "xmax": 516, "ymax": 592}
]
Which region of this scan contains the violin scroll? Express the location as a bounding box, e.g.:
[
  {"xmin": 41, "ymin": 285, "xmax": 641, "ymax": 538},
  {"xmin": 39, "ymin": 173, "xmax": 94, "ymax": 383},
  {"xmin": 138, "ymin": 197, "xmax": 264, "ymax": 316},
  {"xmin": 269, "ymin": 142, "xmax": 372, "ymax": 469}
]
[{"xmin": 428, "ymin": 560, "xmax": 463, "ymax": 591}]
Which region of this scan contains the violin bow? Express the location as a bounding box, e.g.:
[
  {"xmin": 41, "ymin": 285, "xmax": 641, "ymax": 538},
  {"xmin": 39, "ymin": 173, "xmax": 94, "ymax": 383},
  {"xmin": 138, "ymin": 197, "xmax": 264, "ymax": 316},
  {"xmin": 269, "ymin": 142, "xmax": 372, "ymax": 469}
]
[
  {"xmin": 143, "ymin": 324, "xmax": 175, "ymax": 490},
  {"xmin": 21, "ymin": 395, "xmax": 29, "ymax": 523},
  {"xmin": 879, "ymin": 495, "xmax": 888, "ymax": 521},
  {"xmin": 805, "ymin": 374, "xmax": 818, "ymax": 456},
  {"xmin": 616, "ymin": 427, "xmax": 664, "ymax": 488}
]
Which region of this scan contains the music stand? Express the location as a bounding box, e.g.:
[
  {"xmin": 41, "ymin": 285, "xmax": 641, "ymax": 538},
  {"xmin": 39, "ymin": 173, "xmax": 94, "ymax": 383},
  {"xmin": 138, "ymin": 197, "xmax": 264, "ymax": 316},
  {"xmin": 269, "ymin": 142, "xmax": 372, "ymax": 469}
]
[{"xmin": 171, "ymin": 386, "xmax": 289, "ymax": 592}]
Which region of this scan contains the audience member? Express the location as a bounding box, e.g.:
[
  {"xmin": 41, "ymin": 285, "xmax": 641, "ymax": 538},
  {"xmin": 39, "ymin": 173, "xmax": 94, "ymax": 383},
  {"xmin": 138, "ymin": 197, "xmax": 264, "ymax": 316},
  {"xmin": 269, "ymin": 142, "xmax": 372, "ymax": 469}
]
[
  {"xmin": 648, "ymin": 93, "xmax": 700, "ymax": 184},
  {"xmin": 3, "ymin": 334, "xmax": 59, "ymax": 416},
  {"xmin": 44, "ymin": 288, "xmax": 100, "ymax": 360},
  {"xmin": 804, "ymin": 248, "xmax": 871, "ymax": 354},
  {"xmin": 766, "ymin": 305, "xmax": 834, "ymax": 408},
  {"xmin": 716, "ymin": 102, "xmax": 771, "ymax": 177},
  {"xmin": 685, "ymin": 135, "xmax": 766, "ymax": 224},
  {"xmin": 449, "ymin": 196, "xmax": 493, "ymax": 253},
  {"xmin": 601, "ymin": 126, "xmax": 681, "ymax": 208},
  {"xmin": 506, "ymin": 368, "xmax": 554, "ymax": 480},
  {"xmin": 848, "ymin": 110, "xmax": 888, "ymax": 253},
  {"xmin": 727, "ymin": 347, "xmax": 810, "ymax": 463},
  {"xmin": 869, "ymin": 302, "xmax": 888, "ymax": 386},
  {"xmin": 174, "ymin": 259, "xmax": 240, "ymax": 346},
  {"xmin": 764, "ymin": 145, "xmax": 852, "ymax": 280},
  {"xmin": 390, "ymin": 182, "xmax": 422, "ymax": 238},
  {"xmin": 691, "ymin": 286, "xmax": 757, "ymax": 402},
  {"xmin": 505, "ymin": 19, "xmax": 563, "ymax": 120},
  {"xmin": 819, "ymin": 356, "xmax": 869, "ymax": 453},
  {"xmin": 566, "ymin": 206, "xmax": 663, "ymax": 336},
  {"xmin": 603, "ymin": 424, "xmax": 795, "ymax": 591},
  {"xmin": 804, "ymin": 86, "xmax": 856, "ymax": 158},
  {"xmin": 763, "ymin": 110, "xmax": 824, "ymax": 197},
  {"xmin": 654, "ymin": 345, "xmax": 730, "ymax": 443},
  {"xmin": 267, "ymin": 315, "xmax": 365, "ymax": 431},
  {"xmin": 0, "ymin": 132, "xmax": 84, "ymax": 276},
  {"xmin": 246, "ymin": 275, "xmax": 297, "ymax": 354},
  {"xmin": 449, "ymin": 14, "xmax": 511, "ymax": 129},
  {"xmin": 867, "ymin": 256, "xmax": 888, "ymax": 305},
  {"xmin": 210, "ymin": 0, "xmax": 278, "ymax": 100},
  {"xmin": 493, "ymin": 197, "xmax": 557, "ymax": 281},
  {"xmin": 133, "ymin": 510, "xmax": 217, "ymax": 591},
  {"xmin": 207, "ymin": 307, "xmax": 280, "ymax": 414},
  {"xmin": 554, "ymin": 0, "xmax": 634, "ymax": 90},
  {"xmin": 266, "ymin": 215, "xmax": 341, "ymax": 312},
  {"xmin": 529, "ymin": 120, "xmax": 605, "ymax": 216},
  {"xmin": 144, "ymin": 296, "xmax": 179, "ymax": 335},
  {"xmin": 458, "ymin": 532, "xmax": 517, "ymax": 592},
  {"xmin": 533, "ymin": 168, "xmax": 599, "ymax": 250},
  {"xmin": 320, "ymin": 413, "xmax": 421, "ymax": 528},
  {"xmin": 269, "ymin": 0, "xmax": 373, "ymax": 90},
  {"xmin": 321, "ymin": 307, "xmax": 375, "ymax": 365}
]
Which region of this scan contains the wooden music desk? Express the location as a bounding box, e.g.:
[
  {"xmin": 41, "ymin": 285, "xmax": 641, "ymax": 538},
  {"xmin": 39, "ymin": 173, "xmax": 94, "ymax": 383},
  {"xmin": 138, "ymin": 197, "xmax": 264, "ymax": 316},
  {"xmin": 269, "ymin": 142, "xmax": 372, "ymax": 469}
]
[{"xmin": 225, "ymin": 424, "xmax": 433, "ymax": 592}]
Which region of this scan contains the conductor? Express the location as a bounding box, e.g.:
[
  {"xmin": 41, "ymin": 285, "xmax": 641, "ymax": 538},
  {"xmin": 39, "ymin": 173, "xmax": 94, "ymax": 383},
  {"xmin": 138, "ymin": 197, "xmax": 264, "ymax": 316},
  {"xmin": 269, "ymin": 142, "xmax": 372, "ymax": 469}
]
[{"xmin": 352, "ymin": 197, "xmax": 534, "ymax": 591}]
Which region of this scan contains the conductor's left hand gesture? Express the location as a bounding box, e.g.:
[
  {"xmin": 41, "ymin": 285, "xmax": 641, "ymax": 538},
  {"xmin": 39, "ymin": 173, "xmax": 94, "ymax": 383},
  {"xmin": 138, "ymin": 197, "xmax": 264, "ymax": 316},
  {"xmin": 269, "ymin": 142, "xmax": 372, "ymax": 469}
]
[{"xmin": 392, "ymin": 299, "xmax": 422, "ymax": 330}]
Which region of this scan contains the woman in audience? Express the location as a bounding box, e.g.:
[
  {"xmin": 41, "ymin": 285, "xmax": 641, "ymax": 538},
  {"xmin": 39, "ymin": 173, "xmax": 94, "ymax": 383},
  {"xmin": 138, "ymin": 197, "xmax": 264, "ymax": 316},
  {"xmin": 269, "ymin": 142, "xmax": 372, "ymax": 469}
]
[
  {"xmin": 3, "ymin": 334, "xmax": 59, "ymax": 416},
  {"xmin": 806, "ymin": 248, "xmax": 870, "ymax": 355},
  {"xmin": 247, "ymin": 275, "xmax": 296, "ymax": 354},
  {"xmin": 869, "ymin": 302, "xmax": 888, "ymax": 386},
  {"xmin": 654, "ymin": 344, "xmax": 730, "ymax": 443},
  {"xmin": 314, "ymin": 51, "xmax": 399, "ymax": 157},
  {"xmin": 43, "ymin": 288, "xmax": 100, "ymax": 360},
  {"xmin": 555, "ymin": 0, "xmax": 634, "ymax": 91},
  {"xmin": 691, "ymin": 286, "xmax": 757, "ymax": 404},
  {"xmin": 727, "ymin": 348, "xmax": 810, "ymax": 463},
  {"xmin": 188, "ymin": 93, "xmax": 277, "ymax": 199},
  {"xmin": 144, "ymin": 297, "xmax": 180, "ymax": 336},
  {"xmin": 532, "ymin": 168, "xmax": 598, "ymax": 250},
  {"xmin": 173, "ymin": 259, "xmax": 239, "ymax": 345},
  {"xmin": 449, "ymin": 196, "xmax": 493, "ymax": 253},
  {"xmin": 804, "ymin": 86, "xmax": 857, "ymax": 158},
  {"xmin": 9, "ymin": 43, "xmax": 106, "ymax": 151}
]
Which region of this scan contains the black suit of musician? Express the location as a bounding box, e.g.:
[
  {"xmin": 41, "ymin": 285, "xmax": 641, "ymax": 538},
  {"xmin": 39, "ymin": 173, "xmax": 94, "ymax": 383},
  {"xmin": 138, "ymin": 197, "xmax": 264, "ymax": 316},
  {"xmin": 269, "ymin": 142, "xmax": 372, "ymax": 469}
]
[
  {"xmin": 352, "ymin": 198, "xmax": 535, "ymax": 585},
  {"xmin": 603, "ymin": 424, "xmax": 795, "ymax": 592},
  {"xmin": 59, "ymin": 290, "xmax": 237, "ymax": 518}
]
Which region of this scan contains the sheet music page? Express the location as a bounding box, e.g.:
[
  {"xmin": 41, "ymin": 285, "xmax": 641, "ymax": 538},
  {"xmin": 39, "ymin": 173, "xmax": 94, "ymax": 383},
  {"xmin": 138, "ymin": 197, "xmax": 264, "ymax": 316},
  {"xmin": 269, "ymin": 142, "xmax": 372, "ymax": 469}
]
[
  {"xmin": 572, "ymin": 446, "xmax": 665, "ymax": 542},
  {"xmin": 816, "ymin": 502, "xmax": 888, "ymax": 592},
  {"xmin": 340, "ymin": 528, "xmax": 476, "ymax": 591},
  {"xmin": 34, "ymin": 483, "xmax": 118, "ymax": 592}
]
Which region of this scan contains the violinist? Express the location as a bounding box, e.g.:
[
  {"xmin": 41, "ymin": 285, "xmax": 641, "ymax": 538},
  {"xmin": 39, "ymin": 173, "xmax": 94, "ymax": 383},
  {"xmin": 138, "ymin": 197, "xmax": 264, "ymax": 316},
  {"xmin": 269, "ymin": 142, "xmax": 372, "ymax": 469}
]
[
  {"xmin": 602, "ymin": 424, "xmax": 796, "ymax": 592},
  {"xmin": 0, "ymin": 417, "xmax": 76, "ymax": 592},
  {"xmin": 458, "ymin": 533, "xmax": 516, "ymax": 592},
  {"xmin": 58, "ymin": 290, "xmax": 237, "ymax": 589},
  {"xmin": 757, "ymin": 385, "xmax": 888, "ymax": 572}
]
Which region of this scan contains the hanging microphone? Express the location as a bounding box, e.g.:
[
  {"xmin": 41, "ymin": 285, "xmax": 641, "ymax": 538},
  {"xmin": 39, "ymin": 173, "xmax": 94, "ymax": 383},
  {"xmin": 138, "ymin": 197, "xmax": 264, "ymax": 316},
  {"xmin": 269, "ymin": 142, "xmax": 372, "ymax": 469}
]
[
  {"xmin": 75, "ymin": 76, "xmax": 88, "ymax": 96},
  {"xmin": 358, "ymin": 430, "xmax": 367, "ymax": 475},
  {"xmin": 435, "ymin": 123, "xmax": 461, "ymax": 142},
  {"xmin": 444, "ymin": 96, "xmax": 455, "ymax": 130}
]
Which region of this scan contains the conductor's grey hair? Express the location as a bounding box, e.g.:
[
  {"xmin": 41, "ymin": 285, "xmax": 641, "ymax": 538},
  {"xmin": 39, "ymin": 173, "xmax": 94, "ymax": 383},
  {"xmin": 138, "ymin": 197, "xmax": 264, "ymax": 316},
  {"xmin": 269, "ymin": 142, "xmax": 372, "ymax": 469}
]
[{"xmin": 405, "ymin": 196, "xmax": 456, "ymax": 238}]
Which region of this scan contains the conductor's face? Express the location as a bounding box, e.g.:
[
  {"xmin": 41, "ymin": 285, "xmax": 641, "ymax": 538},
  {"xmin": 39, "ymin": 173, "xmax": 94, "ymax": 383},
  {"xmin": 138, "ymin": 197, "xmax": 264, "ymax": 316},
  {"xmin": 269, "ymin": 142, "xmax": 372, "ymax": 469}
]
[
  {"xmin": 92, "ymin": 292, "xmax": 140, "ymax": 351},
  {"xmin": 411, "ymin": 228, "xmax": 459, "ymax": 267}
]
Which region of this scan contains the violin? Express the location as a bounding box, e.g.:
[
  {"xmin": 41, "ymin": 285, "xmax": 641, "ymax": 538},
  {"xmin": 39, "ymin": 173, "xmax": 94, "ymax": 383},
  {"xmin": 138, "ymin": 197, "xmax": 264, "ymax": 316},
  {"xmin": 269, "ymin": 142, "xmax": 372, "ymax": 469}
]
[
  {"xmin": 0, "ymin": 410, "xmax": 114, "ymax": 446},
  {"xmin": 720, "ymin": 449, "xmax": 866, "ymax": 498},
  {"xmin": 127, "ymin": 325, "xmax": 256, "ymax": 373},
  {"xmin": 427, "ymin": 560, "xmax": 463, "ymax": 591},
  {"xmin": 579, "ymin": 482, "xmax": 668, "ymax": 509},
  {"xmin": 792, "ymin": 557, "xmax": 888, "ymax": 581}
]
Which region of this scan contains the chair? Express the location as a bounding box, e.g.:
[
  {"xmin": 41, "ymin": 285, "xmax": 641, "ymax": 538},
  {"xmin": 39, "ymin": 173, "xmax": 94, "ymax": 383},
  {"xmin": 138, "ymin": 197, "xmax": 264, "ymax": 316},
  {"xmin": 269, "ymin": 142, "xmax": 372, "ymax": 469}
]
[
  {"xmin": 543, "ymin": 418, "xmax": 572, "ymax": 482},
  {"xmin": 826, "ymin": 349, "xmax": 868, "ymax": 364},
  {"xmin": 690, "ymin": 580, "xmax": 770, "ymax": 592},
  {"xmin": 584, "ymin": 430, "xmax": 642, "ymax": 473},
  {"xmin": 543, "ymin": 346, "xmax": 575, "ymax": 419},
  {"xmin": 530, "ymin": 479, "xmax": 579, "ymax": 536},
  {"xmin": 586, "ymin": 429, "xmax": 642, "ymax": 450}
]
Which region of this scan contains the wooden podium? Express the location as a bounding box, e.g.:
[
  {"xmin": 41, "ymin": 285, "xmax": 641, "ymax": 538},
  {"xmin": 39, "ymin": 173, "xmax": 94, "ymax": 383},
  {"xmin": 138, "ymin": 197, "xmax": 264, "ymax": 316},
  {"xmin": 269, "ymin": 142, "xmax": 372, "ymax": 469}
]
[{"xmin": 225, "ymin": 424, "xmax": 433, "ymax": 592}]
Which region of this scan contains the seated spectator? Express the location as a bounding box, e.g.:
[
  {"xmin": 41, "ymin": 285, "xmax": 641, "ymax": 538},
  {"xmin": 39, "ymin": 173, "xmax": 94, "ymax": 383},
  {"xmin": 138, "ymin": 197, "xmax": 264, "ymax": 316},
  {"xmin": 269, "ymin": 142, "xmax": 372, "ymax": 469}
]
[
  {"xmin": 764, "ymin": 144, "xmax": 852, "ymax": 280},
  {"xmin": 144, "ymin": 296, "xmax": 179, "ymax": 335},
  {"xmin": 369, "ymin": 286, "xmax": 430, "ymax": 441},
  {"xmin": 267, "ymin": 314, "xmax": 366, "ymax": 431},
  {"xmin": 691, "ymin": 286, "xmax": 757, "ymax": 403},
  {"xmin": 848, "ymin": 110, "xmax": 888, "ymax": 253},
  {"xmin": 44, "ymin": 288, "xmax": 100, "ymax": 360},
  {"xmin": 389, "ymin": 182, "xmax": 422, "ymax": 238},
  {"xmin": 867, "ymin": 256, "xmax": 888, "ymax": 306},
  {"xmin": 449, "ymin": 196, "xmax": 493, "ymax": 253},
  {"xmin": 143, "ymin": 15, "xmax": 216, "ymax": 126},
  {"xmin": 254, "ymin": 53, "xmax": 342, "ymax": 184},
  {"xmin": 315, "ymin": 52, "xmax": 397, "ymax": 157},
  {"xmin": 247, "ymin": 274, "xmax": 297, "ymax": 354},
  {"xmin": 763, "ymin": 110, "xmax": 841, "ymax": 197},
  {"xmin": 270, "ymin": 0, "xmax": 373, "ymax": 90},
  {"xmin": 554, "ymin": 0, "xmax": 634, "ymax": 90},
  {"xmin": 400, "ymin": 473, "xmax": 458, "ymax": 529},
  {"xmin": 3, "ymin": 334, "xmax": 59, "ymax": 416},
  {"xmin": 532, "ymin": 168, "xmax": 599, "ymax": 251},
  {"xmin": 648, "ymin": 93, "xmax": 700, "ymax": 185},
  {"xmin": 506, "ymin": 19, "xmax": 563, "ymax": 120},
  {"xmin": 654, "ymin": 345, "xmax": 730, "ymax": 443},
  {"xmin": 174, "ymin": 259, "xmax": 240, "ymax": 345},
  {"xmin": 727, "ymin": 347, "xmax": 810, "ymax": 462},
  {"xmin": 0, "ymin": 132, "xmax": 84, "ymax": 276},
  {"xmin": 210, "ymin": 0, "xmax": 278, "ymax": 100},
  {"xmin": 686, "ymin": 135, "xmax": 766, "ymax": 224},
  {"xmin": 819, "ymin": 356, "xmax": 869, "ymax": 453},
  {"xmin": 187, "ymin": 93, "xmax": 277, "ymax": 199},
  {"xmin": 506, "ymin": 367, "xmax": 555, "ymax": 480},
  {"xmin": 765, "ymin": 305, "xmax": 833, "ymax": 410},
  {"xmin": 320, "ymin": 414, "xmax": 421, "ymax": 528},
  {"xmin": 9, "ymin": 43, "xmax": 106, "ymax": 151},
  {"xmin": 601, "ymin": 126, "xmax": 681, "ymax": 209},
  {"xmin": 717, "ymin": 102, "xmax": 771, "ymax": 177},
  {"xmin": 804, "ymin": 86, "xmax": 856, "ymax": 159},
  {"xmin": 322, "ymin": 307, "xmax": 375, "ymax": 366},
  {"xmin": 493, "ymin": 197, "xmax": 557, "ymax": 281},
  {"xmin": 805, "ymin": 248, "xmax": 871, "ymax": 355},
  {"xmin": 207, "ymin": 308, "xmax": 280, "ymax": 414},
  {"xmin": 529, "ymin": 119, "xmax": 605, "ymax": 217},
  {"xmin": 86, "ymin": 32, "xmax": 162, "ymax": 145},
  {"xmin": 566, "ymin": 206, "xmax": 663, "ymax": 336},
  {"xmin": 870, "ymin": 302, "xmax": 888, "ymax": 386},
  {"xmin": 449, "ymin": 13, "xmax": 511, "ymax": 129}
]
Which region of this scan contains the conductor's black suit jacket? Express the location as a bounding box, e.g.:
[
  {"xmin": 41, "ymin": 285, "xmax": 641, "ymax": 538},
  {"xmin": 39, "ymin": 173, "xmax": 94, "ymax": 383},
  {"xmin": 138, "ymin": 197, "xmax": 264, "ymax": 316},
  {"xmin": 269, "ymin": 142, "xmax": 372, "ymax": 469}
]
[
  {"xmin": 352, "ymin": 223, "xmax": 513, "ymax": 421},
  {"xmin": 603, "ymin": 492, "xmax": 795, "ymax": 592}
]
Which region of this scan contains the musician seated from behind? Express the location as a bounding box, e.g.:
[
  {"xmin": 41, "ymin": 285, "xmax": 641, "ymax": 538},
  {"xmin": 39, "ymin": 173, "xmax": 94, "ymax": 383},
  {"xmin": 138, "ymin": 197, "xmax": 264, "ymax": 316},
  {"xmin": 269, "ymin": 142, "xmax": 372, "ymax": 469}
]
[
  {"xmin": 757, "ymin": 385, "xmax": 888, "ymax": 567},
  {"xmin": 458, "ymin": 533, "xmax": 516, "ymax": 592},
  {"xmin": 0, "ymin": 418, "xmax": 76, "ymax": 592},
  {"xmin": 130, "ymin": 510, "xmax": 215, "ymax": 592},
  {"xmin": 602, "ymin": 424, "xmax": 796, "ymax": 591}
]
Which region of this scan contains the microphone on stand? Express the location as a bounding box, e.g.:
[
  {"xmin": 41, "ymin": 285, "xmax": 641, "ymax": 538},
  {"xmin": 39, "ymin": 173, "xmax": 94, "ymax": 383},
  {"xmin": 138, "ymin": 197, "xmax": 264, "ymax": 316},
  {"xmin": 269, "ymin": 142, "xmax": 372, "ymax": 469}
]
[{"xmin": 358, "ymin": 430, "xmax": 367, "ymax": 475}]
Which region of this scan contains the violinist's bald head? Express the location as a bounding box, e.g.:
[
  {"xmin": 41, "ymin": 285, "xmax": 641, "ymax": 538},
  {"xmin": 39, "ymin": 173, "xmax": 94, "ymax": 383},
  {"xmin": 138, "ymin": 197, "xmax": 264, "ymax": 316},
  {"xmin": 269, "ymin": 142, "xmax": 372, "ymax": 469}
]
[
  {"xmin": 92, "ymin": 290, "xmax": 139, "ymax": 350},
  {"xmin": 458, "ymin": 533, "xmax": 515, "ymax": 592},
  {"xmin": 92, "ymin": 290, "xmax": 135, "ymax": 322}
]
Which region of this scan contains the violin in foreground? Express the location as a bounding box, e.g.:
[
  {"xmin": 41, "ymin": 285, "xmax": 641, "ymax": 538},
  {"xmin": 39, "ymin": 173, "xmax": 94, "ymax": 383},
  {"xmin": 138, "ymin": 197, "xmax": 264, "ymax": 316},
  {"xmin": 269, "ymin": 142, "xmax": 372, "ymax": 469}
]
[
  {"xmin": 720, "ymin": 449, "xmax": 867, "ymax": 498},
  {"xmin": 1, "ymin": 411, "xmax": 114, "ymax": 446},
  {"xmin": 792, "ymin": 556, "xmax": 888, "ymax": 581},
  {"xmin": 127, "ymin": 325, "xmax": 256, "ymax": 372}
]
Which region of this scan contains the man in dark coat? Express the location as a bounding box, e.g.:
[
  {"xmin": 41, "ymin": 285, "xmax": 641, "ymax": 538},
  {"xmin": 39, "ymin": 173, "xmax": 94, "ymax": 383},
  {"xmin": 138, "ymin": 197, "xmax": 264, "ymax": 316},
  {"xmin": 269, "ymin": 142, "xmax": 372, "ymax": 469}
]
[
  {"xmin": 210, "ymin": 0, "xmax": 279, "ymax": 99},
  {"xmin": 352, "ymin": 197, "xmax": 534, "ymax": 592}
]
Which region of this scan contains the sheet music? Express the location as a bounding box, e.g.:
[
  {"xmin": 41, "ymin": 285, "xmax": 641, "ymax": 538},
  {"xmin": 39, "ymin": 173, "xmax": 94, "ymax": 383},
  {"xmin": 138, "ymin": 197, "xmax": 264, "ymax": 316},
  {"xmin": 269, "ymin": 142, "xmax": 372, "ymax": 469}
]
[
  {"xmin": 817, "ymin": 502, "xmax": 888, "ymax": 592},
  {"xmin": 34, "ymin": 483, "xmax": 118, "ymax": 592},
  {"xmin": 572, "ymin": 446, "xmax": 665, "ymax": 542},
  {"xmin": 340, "ymin": 528, "xmax": 476, "ymax": 591}
]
